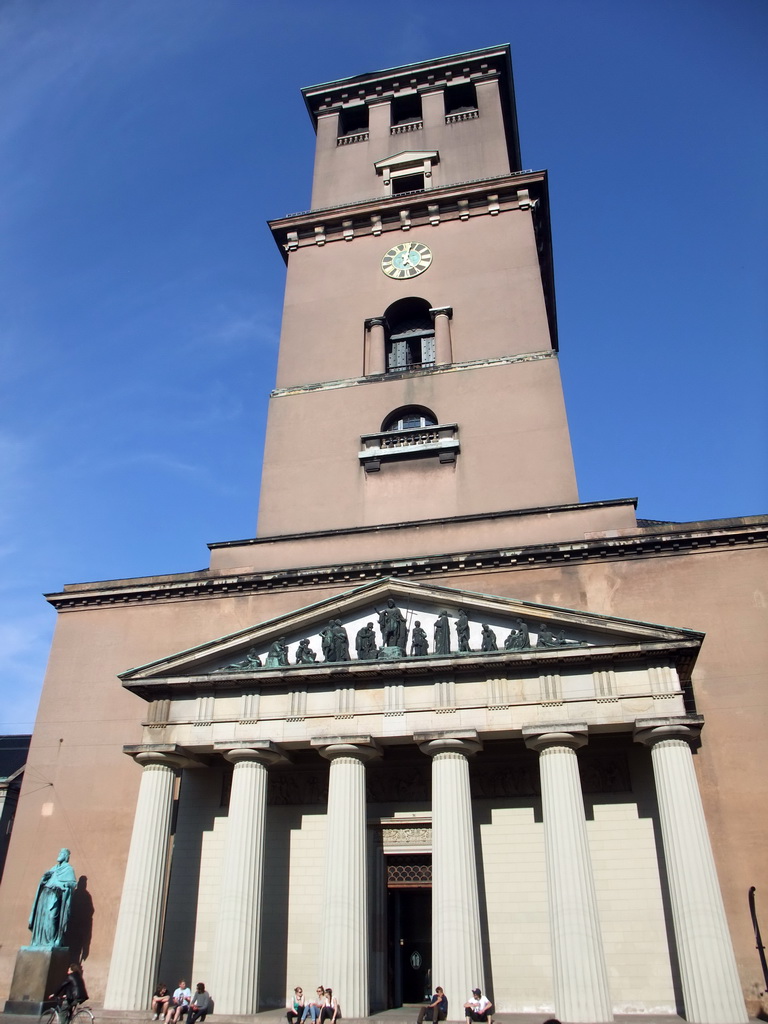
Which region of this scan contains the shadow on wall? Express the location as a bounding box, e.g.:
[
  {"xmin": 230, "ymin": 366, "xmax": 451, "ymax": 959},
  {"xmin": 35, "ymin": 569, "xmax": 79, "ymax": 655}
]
[{"xmin": 67, "ymin": 876, "xmax": 94, "ymax": 963}]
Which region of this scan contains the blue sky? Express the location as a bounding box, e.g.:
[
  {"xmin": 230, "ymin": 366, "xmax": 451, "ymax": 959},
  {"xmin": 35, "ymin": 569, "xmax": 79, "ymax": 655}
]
[{"xmin": 1, "ymin": 0, "xmax": 766, "ymax": 732}]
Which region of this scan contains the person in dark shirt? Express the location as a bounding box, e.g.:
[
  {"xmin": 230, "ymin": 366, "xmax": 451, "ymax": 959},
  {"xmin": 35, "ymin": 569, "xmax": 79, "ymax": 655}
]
[
  {"xmin": 417, "ymin": 987, "xmax": 447, "ymax": 1023},
  {"xmin": 186, "ymin": 983, "xmax": 212, "ymax": 1024},
  {"xmin": 49, "ymin": 964, "xmax": 88, "ymax": 1021}
]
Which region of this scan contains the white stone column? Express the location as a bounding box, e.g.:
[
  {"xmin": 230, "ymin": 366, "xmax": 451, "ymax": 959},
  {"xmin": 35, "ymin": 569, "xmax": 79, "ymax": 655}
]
[
  {"xmin": 417, "ymin": 731, "xmax": 484, "ymax": 1019},
  {"xmin": 523, "ymin": 726, "xmax": 613, "ymax": 1023},
  {"xmin": 365, "ymin": 317, "xmax": 387, "ymax": 375},
  {"xmin": 430, "ymin": 306, "xmax": 453, "ymax": 365},
  {"xmin": 313, "ymin": 736, "xmax": 381, "ymax": 1018},
  {"xmin": 104, "ymin": 747, "xmax": 196, "ymax": 1010},
  {"xmin": 211, "ymin": 742, "xmax": 283, "ymax": 1014},
  {"xmin": 635, "ymin": 717, "xmax": 748, "ymax": 1024}
]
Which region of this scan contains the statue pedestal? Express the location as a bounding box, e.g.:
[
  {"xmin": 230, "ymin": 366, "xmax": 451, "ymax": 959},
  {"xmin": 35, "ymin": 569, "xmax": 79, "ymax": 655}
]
[
  {"xmin": 377, "ymin": 645, "xmax": 405, "ymax": 661},
  {"xmin": 4, "ymin": 947, "xmax": 71, "ymax": 1015}
]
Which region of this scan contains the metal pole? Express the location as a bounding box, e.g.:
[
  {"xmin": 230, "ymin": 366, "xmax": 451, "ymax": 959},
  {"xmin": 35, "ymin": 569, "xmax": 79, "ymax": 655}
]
[{"xmin": 749, "ymin": 886, "xmax": 768, "ymax": 992}]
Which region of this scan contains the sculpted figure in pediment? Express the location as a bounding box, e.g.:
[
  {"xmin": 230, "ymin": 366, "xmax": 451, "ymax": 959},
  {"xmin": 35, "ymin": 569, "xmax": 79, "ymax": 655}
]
[
  {"xmin": 456, "ymin": 607, "xmax": 471, "ymax": 651},
  {"xmin": 320, "ymin": 621, "xmax": 335, "ymax": 661},
  {"xmin": 295, "ymin": 638, "xmax": 317, "ymax": 664},
  {"xmin": 378, "ymin": 598, "xmax": 408, "ymax": 650},
  {"xmin": 265, "ymin": 636, "xmax": 289, "ymax": 667},
  {"xmin": 216, "ymin": 646, "xmax": 262, "ymax": 672},
  {"xmin": 536, "ymin": 623, "xmax": 573, "ymax": 648},
  {"xmin": 504, "ymin": 619, "xmax": 530, "ymax": 650},
  {"xmin": 410, "ymin": 621, "xmax": 428, "ymax": 656},
  {"xmin": 331, "ymin": 619, "xmax": 351, "ymax": 661},
  {"xmin": 356, "ymin": 622, "xmax": 378, "ymax": 660},
  {"xmin": 481, "ymin": 624, "xmax": 498, "ymax": 652},
  {"xmin": 434, "ymin": 610, "xmax": 451, "ymax": 655}
]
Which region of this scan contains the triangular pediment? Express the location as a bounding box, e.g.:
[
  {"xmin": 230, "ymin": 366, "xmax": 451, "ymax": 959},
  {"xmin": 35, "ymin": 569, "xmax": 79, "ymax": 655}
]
[
  {"xmin": 374, "ymin": 150, "xmax": 439, "ymax": 171},
  {"xmin": 120, "ymin": 578, "xmax": 702, "ymax": 695}
]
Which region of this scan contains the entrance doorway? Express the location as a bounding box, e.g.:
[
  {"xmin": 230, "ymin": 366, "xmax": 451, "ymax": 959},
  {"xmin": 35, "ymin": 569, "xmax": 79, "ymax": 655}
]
[{"xmin": 386, "ymin": 854, "xmax": 432, "ymax": 1007}]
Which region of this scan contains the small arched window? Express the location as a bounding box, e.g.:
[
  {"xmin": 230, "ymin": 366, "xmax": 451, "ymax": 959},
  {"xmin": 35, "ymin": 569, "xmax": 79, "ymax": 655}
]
[
  {"xmin": 382, "ymin": 406, "xmax": 437, "ymax": 432},
  {"xmin": 384, "ymin": 297, "xmax": 435, "ymax": 372}
]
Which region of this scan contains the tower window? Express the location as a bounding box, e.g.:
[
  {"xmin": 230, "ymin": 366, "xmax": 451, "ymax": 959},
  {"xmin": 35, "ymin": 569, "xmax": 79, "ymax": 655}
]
[
  {"xmin": 383, "ymin": 407, "xmax": 437, "ymax": 432},
  {"xmin": 391, "ymin": 93, "xmax": 422, "ymax": 126},
  {"xmin": 444, "ymin": 82, "xmax": 478, "ymax": 116},
  {"xmin": 384, "ymin": 298, "xmax": 435, "ymax": 372},
  {"xmin": 339, "ymin": 104, "xmax": 369, "ymax": 136},
  {"xmin": 391, "ymin": 172, "xmax": 424, "ymax": 195}
]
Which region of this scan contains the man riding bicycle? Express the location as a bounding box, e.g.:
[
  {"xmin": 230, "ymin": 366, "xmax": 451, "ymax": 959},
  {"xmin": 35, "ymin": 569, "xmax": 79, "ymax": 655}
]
[{"xmin": 48, "ymin": 964, "xmax": 88, "ymax": 1023}]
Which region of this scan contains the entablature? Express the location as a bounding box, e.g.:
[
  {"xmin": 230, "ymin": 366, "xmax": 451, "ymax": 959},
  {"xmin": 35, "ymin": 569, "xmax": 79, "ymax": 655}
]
[{"xmin": 269, "ymin": 171, "xmax": 546, "ymax": 257}]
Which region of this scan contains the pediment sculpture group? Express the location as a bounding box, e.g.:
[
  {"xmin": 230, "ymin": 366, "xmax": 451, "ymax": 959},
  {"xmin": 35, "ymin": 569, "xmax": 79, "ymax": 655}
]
[{"xmin": 216, "ymin": 599, "xmax": 582, "ymax": 672}]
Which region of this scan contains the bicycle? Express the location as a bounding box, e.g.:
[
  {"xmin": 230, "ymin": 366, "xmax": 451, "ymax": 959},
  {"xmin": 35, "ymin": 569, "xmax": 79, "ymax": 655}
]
[{"xmin": 40, "ymin": 999, "xmax": 94, "ymax": 1024}]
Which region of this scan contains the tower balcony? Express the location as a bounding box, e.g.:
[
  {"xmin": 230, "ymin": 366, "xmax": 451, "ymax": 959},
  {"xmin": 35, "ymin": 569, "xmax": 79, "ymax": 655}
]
[{"xmin": 359, "ymin": 422, "xmax": 459, "ymax": 472}]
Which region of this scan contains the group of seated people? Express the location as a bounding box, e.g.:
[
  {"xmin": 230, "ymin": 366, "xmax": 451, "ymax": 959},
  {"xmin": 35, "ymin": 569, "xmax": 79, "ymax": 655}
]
[
  {"xmin": 417, "ymin": 986, "xmax": 494, "ymax": 1024},
  {"xmin": 152, "ymin": 980, "xmax": 211, "ymax": 1024},
  {"xmin": 286, "ymin": 985, "xmax": 340, "ymax": 1024}
]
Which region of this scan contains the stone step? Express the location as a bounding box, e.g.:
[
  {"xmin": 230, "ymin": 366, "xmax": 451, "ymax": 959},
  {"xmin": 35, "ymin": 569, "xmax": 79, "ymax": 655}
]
[
  {"xmin": 4, "ymin": 1009, "xmax": 756, "ymax": 1024},
  {"xmin": 54, "ymin": 1010, "xmax": 763, "ymax": 1024}
]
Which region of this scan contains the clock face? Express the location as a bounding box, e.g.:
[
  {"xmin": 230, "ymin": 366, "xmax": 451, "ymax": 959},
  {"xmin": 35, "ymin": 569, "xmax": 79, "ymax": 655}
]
[{"xmin": 381, "ymin": 241, "xmax": 433, "ymax": 279}]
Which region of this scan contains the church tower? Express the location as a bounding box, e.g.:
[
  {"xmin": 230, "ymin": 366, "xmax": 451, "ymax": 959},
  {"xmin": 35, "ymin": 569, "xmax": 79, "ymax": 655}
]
[
  {"xmin": 258, "ymin": 46, "xmax": 583, "ymax": 539},
  {"xmin": 0, "ymin": 44, "xmax": 757, "ymax": 1024}
]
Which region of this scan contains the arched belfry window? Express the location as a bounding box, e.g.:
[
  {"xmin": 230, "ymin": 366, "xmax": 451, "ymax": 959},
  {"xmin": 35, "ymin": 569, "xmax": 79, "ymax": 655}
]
[
  {"xmin": 382, "ymin": 406, "xmax": 437, "ymax": 432},
  {"xmin": 385, "ymin": 298, "xmax": 435, "ymax": 372}
]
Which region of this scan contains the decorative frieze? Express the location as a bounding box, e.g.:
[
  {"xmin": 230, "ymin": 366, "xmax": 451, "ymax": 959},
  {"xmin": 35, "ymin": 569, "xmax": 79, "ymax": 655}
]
[{"xmin": 381, "ymin": 825, "xmax": 432, "ymax": 849}]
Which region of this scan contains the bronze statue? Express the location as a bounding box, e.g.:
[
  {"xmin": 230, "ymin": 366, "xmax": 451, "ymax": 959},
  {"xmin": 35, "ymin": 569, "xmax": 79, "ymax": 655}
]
[
  {"xmin": 377, "ymin": 599, "xmax": 408, "ymax": 649},
  {"xmin": 28, "ymin": 848, "xmax": 77, "ymax": 949},
  {"xmin": 456, "ymin": 608, "xmax": 471, "ymax": 651},
  {"xmin": 265, "ymin": 637, "xmax": 289, "ymax": 667},
  {"xmin": 434, "ymin": 610, "xmax": 451, "ymax": 655},
  {"xmin": 217, "ymin": 646, "xmax": 262, "ymax": 671},
  {"xmin": 295, "ymin": 638, "xmax": 317, "ymax": 664},
  {"xmin": 504, "ymin": 619, "xmax": 530, "ymax": 650},
  {"xmin": 481, "ymin": 624, "xmax": 498, "ymax": 652},
  {"xmin": 410, "ymin": 621, "xmax": 428, "ymax": 656},
  {"xmin": 331, "ymin": 620, "xmax": 350, "ymax": 661},
  {"xmin": 536, "ymin": 623, "xmax": 567, "ymax": 648},
  {"xmin": 356, "ymin": 623, "xmax": 377, "ymax": 660},
  {"xmin": 320, "ymin": 621, "xmax": 335, "ymax": 661}
]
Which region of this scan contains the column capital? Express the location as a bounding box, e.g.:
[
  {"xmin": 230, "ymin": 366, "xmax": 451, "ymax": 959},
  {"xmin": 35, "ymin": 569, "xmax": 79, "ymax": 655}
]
[
  {"xmin": 429, "ymin": 306, "xmax": 453, "ymax": 321},
  {"xmin": 312, "ymin": 735, "xmax": 382, "ymax": 762},
  {"xmin": 214, "ymin": 740, "xmax": 287, "ymax": 766},
  {"xmin": 415, "ymin": 729, "xmax": 482, "ymax": 758},
  {"xmin": 522, "ymin": 723, "xmax": 589, "ymax": 753},
  {"xmin": 634, "ymin": 714, "xmax": 704, "ymax": 748},
  {"xmin": 123, "ymin": 743, "xmax": 203, "ymax": 770},
  {"xmin": 364, "ymin": 316, "xmax": 388, "ymax": 330}
]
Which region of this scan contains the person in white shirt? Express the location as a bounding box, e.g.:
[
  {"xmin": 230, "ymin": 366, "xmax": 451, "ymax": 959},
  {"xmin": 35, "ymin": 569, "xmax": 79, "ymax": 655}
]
[
  {"xmin": 165, "ymin": 981, "xmax": 192, "ymax": 1024},
  {"xmin": 463, "ymin": 988, "xmax": 493, "ymax": 1024}
]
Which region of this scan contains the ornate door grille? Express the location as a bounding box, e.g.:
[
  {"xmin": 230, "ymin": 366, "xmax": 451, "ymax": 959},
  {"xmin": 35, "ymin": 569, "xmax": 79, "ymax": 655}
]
[{"xmin": 386, "ymin": 853, "xmax": 432, "ymax": 888}]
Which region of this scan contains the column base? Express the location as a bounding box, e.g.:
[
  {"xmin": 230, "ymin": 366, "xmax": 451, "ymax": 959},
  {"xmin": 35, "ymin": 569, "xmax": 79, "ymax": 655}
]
[{"xmin": 5, "ymin": 947, "xmax": 72, "ymax": 1014}]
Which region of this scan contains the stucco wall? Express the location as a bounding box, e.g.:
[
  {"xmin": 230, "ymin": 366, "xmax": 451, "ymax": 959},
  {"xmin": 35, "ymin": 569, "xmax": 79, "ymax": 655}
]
[{"xmin": 0, "ymin": 541, "xmax": 764, "ymax": 1007}]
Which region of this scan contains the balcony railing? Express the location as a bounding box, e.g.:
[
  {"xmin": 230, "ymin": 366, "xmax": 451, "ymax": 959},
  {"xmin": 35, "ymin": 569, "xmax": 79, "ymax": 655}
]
[
  {"xmin": 390, "ymin": 120, "xmax": 424, "ymax": 134},
  {"xmin": 337, "ymin": 131, "xmax": 369, "ymax": 146},
  {"xmin": 359, "ymin": 423, "xmax": 459, "ymax": 472},
  {"xmin": 445, "ymin": 109, "xmax": 479, "ymax": 124}
]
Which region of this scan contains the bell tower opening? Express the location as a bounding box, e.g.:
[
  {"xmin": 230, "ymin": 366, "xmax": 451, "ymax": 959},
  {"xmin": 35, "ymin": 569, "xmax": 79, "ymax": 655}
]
[{"xmin": 385, "ymin": 298, "xmax": 435, "ymax": 372}]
